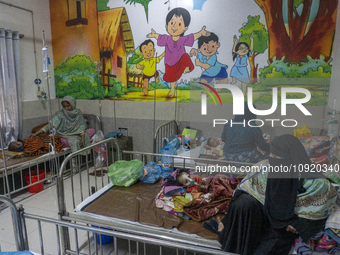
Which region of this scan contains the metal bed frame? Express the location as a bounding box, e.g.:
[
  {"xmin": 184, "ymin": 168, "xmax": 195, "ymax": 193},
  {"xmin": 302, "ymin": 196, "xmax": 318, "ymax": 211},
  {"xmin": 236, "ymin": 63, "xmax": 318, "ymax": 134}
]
[
  {"xmin": 153, "ymin": 120, "xmax": 178, "ymax": 154},
  {"xmin": 0, "ymin": 114, "xmax": 102, "ymax": 199},
  {"xmin": 0, "ymin": 195, "xmax": 237, "ymax": 255},
  {"xmin": 56, "ymin": 141, "xmax": 251, "ymax": 255}
]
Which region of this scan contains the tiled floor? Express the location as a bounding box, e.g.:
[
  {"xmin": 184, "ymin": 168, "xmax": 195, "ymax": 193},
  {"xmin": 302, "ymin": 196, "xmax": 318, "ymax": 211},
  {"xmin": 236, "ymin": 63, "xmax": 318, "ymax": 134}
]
[
  {"xmin": 0, "ymin": 171, "xmax": 179, "ymax": 255},
  {"xmin": 0, "ymin": 172, "xmax": 119, "ymax": 255},
  {"xmin": 0, "ymin": 184, "xmax": 60, "ymax": 254}
]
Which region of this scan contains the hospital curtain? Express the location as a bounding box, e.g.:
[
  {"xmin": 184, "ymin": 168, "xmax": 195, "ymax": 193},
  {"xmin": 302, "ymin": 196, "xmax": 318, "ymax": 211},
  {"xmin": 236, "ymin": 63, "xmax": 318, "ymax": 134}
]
[{"xmin": 0, "ymin": 28, "xmax": 22, "ymax": 148}]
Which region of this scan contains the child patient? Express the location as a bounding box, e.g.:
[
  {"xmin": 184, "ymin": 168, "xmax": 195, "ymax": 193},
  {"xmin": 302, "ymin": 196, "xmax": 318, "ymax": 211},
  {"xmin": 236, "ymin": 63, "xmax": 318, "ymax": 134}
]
[
  {"xmin": 206, "ymin": 138, "xmax": 223, "ymax": 158},
  {"xmin": 8, "ymin": 140, "xmax": 25, "ymax": 152},
  {"xmin": 8, "ymin": 136, "xmax": 64, "ymax": 156}
]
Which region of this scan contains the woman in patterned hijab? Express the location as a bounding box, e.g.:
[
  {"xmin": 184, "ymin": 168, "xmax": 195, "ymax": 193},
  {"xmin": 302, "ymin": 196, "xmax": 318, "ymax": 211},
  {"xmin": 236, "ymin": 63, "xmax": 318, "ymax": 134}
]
[{"xmin": 29, "ymin": 96, "xmax": 90, "ymax": 153}]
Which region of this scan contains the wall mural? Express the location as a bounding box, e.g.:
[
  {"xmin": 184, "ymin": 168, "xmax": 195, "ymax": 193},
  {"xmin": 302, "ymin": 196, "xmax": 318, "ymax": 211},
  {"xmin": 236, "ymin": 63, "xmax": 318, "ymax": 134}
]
[{"xmin": 49, "ymin": 0, "xmax": 338, "ymax": 105}]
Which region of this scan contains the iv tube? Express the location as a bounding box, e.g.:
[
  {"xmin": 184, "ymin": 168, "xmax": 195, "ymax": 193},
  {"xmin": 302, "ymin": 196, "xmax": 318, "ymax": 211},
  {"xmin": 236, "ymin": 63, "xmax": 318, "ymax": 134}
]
[{"xmin": 42, "ymin": 31, "xmax": 48, "ymax": 72}]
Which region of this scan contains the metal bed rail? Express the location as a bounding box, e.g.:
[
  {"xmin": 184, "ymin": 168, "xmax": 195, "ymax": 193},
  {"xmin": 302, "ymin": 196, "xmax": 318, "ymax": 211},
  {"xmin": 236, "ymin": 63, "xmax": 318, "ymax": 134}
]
[
  {"xmin": 0, "ymin": 150, "xmax": 70, "ymax": 199},
  {"xmin": 57, "ymin": 138, "xmax": 121, "ymax": 253},
  {"xmin": 56, "ymin": 148, "xmax": 252, "ymax": 254},
  {"xmin": 83, "ymin": 114, "xmax": 103, "ymax": 133},
  {"xmin": 0, "ymin": 196, "xmax": 238, "ymax": 255},
  {"xmin": 122, "ymin": 150, "xmax": 254, "ymax": 176},
  {"xmin": 153, "ymin": 120, "xmax": 178, "ymax": 153},
  {"xmin": 0, "ymin": 114, "xmax": 103, "ymax": 200},
  {"xmin": 57, "ymin": 138, "xmax": 120, "ymax": 212},
  {"xmin": 59, "ymin": 148, "xmax": 253, "ymax": 216}
]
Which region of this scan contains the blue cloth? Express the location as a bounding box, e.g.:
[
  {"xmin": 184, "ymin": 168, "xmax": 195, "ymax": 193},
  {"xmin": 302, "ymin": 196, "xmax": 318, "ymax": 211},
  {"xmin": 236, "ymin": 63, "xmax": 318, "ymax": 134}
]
[
  {"xmin": 139, "ymin": 161, "xmax": 161, "ymax": 184},
  {"xmin": 197, "ymin": 52, "xmax": 228, "ymax": 77},
  {"xmin": 234, "ymin": 101, "xmax": 257, "ymax": 122},
  {"xmin": 0, "ymin": 251, "xmax": 34, "ymax": 255},
  {"xmin": 221, "ymin": 121, "xmax": 270, "ymax": 155},
  {"xmin": 230, "ymin": 54, "xmax": 251, "ymax": 83},
  {"xmin": 223, "ymin": 147, "xmax": 268, "ymax": 163},
  {"xmin": 223, "ymin": 100, "xmax": 269, "ymax": 159},
  {"xmin": 14, "ymin": 141, "xmax": 25, "ymax": 152},
  {"xmin": 200, "ymin": 68, "xmax": 228, "ymax": 83}
]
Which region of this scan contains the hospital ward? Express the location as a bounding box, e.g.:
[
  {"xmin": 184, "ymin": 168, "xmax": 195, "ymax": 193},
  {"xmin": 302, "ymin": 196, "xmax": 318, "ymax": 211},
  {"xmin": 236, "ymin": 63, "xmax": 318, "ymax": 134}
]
[{"xmin": 2, "ymin": 0, "xmax": 340, "ymax": 254}]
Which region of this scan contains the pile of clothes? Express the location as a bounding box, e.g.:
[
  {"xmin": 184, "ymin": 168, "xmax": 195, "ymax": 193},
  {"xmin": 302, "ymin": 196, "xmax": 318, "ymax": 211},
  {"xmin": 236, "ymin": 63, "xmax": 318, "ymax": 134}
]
[
  {"xmin": 155, "ymin": 169, "xmax": 240, "ymax": 221},
  {"xmin": 294, "ymin": 230, "xmax": 340, "ymax": 254},
  {"xmin": 300, "ymin": 136, "xmax": 331, "ymax": 165}
]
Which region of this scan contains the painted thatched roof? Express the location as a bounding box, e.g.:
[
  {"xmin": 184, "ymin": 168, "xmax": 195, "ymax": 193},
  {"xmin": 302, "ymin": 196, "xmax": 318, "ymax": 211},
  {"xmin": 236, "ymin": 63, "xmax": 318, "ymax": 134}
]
[{"xmin": 98, "ymin": 7, "xmax": 134, "ymax": 53}]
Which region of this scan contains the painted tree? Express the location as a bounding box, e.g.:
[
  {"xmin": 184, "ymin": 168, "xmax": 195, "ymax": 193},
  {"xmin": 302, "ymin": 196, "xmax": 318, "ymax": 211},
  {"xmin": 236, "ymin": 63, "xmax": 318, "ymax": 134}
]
[
  {"xmin": 97, "ymin": 0, "xmax": 110, "ymax": 12},
  {"xmin": 124, "ymin": 0, "xmax": 153, "ymax": 21},
  {"xmin": 238, "ymin": 15, "xmax": 268, "ymax": 84},
  {"xmin": 254, "ymin": 0, "xmax": 338, "ymax": 63}
]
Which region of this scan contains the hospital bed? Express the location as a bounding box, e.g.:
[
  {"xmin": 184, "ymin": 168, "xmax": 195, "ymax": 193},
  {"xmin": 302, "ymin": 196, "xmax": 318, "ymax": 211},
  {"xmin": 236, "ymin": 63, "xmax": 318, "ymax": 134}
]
[
  {"xmin": 153, "ymin": 120, "xmax": 227, "ymax": 168},
  {"xmin": 0, "ymin": 195, "xmax": 236, "ymax": 255},
  {"xmin": 0, "ymin": 114, "xmax": 102, "ymax": 198},
  {"xmin": 55, "ymin": 139, "xmax": 252, "ymax": 255},
  {"xmin": 153, "ymin": 120, "xmax": 179, "ymax": 154}
]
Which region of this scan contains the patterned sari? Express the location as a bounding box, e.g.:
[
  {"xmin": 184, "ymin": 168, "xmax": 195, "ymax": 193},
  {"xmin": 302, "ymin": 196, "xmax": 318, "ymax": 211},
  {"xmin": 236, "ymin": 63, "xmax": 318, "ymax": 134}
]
[{"xmin": 238, "ymin": 159, "xmax": 337, "ymax": 220}]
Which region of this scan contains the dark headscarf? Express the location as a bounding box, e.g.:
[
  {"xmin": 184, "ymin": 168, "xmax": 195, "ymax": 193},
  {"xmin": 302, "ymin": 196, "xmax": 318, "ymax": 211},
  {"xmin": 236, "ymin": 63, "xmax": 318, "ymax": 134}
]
[
  {"xmin": 234, "ymin": 101, "xmax": 256, "ymax": 122},
  {"xmin": 265, "ymin": 134, "xmax": 325, "ymax": 231}
]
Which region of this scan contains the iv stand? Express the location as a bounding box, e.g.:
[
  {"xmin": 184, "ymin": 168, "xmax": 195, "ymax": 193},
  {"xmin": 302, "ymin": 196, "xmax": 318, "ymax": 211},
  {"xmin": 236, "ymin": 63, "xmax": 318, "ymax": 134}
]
[{"xmin": 42, "ymin": 31, "xmax": 58, "ymax": 179}]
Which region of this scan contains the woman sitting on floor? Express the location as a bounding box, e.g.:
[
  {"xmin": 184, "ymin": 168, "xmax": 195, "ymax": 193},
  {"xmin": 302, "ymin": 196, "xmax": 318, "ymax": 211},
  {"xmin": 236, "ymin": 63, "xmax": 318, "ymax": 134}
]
[
  {"xmin": 28, "ymin": 95, "xmax": 90, "ymax": 153},
  {"xmin": 221, "ymin": 101, "xmax": 269, "ymax": 163},
  {"xmin": 209, "ymin": 134, "xmax": 337, "ymax": 255}
]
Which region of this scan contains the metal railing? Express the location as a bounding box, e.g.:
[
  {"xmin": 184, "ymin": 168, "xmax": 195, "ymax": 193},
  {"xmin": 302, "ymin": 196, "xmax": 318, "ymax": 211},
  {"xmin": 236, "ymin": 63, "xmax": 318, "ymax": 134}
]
[
  {"xmin": 57, "ymin": 138, "xmax": 120, "ymax": 253},
  {"xmin": 0, "ymin": 113, "xmax": 102, "ymax": 200},
  {"xmin": 0, "ymin": 195, "xmax": 238, "ymax": 254},
  {"xmin": 123, "ymin": 150, "xmax": 254, "ymax": 174},
  {"xmin": 56, "ymin": 147, "xmax": 250, "ymax": 254},
  {"xmin": 0, "ymin": 150, "xmax": 70, "ymax": 198},
  {"xmin": 153, "ymin": 120, "xmax": 178, "ymax": 153}
]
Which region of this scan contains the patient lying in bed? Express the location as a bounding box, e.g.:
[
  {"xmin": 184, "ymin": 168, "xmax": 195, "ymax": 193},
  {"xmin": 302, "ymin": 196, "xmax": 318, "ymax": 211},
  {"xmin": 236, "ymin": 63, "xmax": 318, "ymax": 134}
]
[
  {"xmin": 206, "ymin": 138, "xmax": 223, "ymax": 158},
  {"xmin": 8, "ymin": 136, "xmax": 65, "ymax": 156}
]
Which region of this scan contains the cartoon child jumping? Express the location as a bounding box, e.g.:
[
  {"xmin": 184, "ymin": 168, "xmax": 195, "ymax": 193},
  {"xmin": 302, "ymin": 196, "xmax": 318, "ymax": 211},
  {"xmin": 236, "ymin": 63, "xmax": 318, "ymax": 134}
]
[
  {"xmin": 136, "ymin": 39, "xmax": 165, "ymax": 96},
  {"xmin": 230, "ymin": 34, "xmax": 253, "ymax": 95},
  {"xmin": 190, "ymin": 32, "xmax": 228, "ymax": 92},
  {"xmin": 147, "ymin": 7, "xmax": 209, "ymax": 97}
]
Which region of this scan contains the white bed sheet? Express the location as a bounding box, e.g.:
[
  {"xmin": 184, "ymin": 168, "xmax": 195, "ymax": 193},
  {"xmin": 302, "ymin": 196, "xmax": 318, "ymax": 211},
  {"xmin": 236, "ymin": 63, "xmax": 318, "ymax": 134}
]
[{"xmin": 173, "ymin": 145, "xmax": 203, "ymax": 167}]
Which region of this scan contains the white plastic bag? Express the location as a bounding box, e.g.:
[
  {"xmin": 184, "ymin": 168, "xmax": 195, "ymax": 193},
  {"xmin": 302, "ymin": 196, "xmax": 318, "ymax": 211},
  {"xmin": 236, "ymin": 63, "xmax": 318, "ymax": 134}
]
[{"xmin": 92, "ymin": 131, "xmax": 107, "ymax": 168}]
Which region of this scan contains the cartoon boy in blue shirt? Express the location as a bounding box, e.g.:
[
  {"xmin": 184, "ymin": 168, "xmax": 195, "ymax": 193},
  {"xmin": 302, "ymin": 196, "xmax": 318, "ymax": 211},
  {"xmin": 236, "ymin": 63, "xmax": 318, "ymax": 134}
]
[{"xmin": 190, "ymin": 32, "xmax": 228, "ymax": 92}]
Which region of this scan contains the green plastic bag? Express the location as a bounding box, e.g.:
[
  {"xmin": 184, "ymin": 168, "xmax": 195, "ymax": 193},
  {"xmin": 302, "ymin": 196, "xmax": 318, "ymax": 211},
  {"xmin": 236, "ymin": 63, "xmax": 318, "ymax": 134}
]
[{"xmin": 108, "ymin": 160, "xmax": 143, "ymax": 187}]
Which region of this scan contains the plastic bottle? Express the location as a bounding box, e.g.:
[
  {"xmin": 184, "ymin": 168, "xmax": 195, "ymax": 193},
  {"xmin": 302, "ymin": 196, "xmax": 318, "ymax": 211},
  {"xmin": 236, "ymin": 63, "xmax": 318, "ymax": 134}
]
[
  {"xmin": 328, "ymin": 118, "xmax": 338, "ymax": 140},
  {"xmin": 161, "ymin": 147, "xmax": 173, "ymax": 178}
]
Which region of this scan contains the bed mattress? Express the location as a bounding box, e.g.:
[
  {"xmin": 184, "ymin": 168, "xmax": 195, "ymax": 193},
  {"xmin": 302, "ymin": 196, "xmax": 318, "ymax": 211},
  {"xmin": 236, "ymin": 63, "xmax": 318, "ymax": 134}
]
[
  {"xmin": 0, "ymin": 149, "xmax": 69, "ymax": 171},
  {"xmin": 77, "ymin": 180, "xmax": 220, "ymax": 241}
]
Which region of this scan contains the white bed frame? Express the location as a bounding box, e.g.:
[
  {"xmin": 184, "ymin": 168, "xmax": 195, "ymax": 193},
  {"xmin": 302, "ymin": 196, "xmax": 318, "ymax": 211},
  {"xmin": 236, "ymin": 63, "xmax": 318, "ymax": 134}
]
[
  {"xmin": 56, "ymin": 138, "xmax": 251, "ymax": 255},
  {"xmin": 0, "ymin": 113, "xmax": 102, "ymax": 199},
  {"xmin": 153, "ymin": 120, "xmax": 178, "ymax": 154},
  {"xmin": 0, "ymin": 194, "xmax": 237, "ymax": 255}
]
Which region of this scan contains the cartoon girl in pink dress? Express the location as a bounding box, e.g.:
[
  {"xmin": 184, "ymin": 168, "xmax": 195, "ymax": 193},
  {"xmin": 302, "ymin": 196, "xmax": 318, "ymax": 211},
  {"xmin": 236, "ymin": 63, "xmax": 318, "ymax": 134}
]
[{"xmin": 147, "ymin": 7, "xmax": 209, "ymax": 97}]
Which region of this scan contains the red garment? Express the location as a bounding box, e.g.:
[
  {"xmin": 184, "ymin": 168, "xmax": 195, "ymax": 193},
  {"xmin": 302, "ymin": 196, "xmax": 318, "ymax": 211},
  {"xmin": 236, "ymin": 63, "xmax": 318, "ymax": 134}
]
[
  {"xmin": 163, "ymin": 53, "xmax": 194, "ymax": 82},
  {"xmin": 183, "ymin": 175, "xmax": 240, "ymax": 222},
  {"xmin": 186, "ymin": 176, "xmax": 200, "ymax": 192}
]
